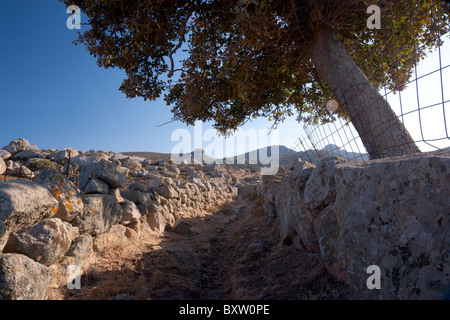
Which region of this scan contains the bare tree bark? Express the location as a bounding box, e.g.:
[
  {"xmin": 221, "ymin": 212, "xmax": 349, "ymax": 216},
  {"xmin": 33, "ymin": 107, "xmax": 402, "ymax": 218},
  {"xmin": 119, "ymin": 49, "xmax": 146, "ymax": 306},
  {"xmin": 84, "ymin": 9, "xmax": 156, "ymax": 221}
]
[{"xmin": 306, "ymin": 26, "xmax": 420, "ymax": 159}]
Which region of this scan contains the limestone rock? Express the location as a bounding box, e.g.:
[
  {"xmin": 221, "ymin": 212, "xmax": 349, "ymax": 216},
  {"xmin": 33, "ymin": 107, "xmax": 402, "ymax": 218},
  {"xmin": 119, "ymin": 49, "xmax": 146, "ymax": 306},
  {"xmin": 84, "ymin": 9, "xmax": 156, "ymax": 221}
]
[
  {"xmin": 3, "ymin": 218, "xmax": 74, "ymax": 266},
  {"xmin": 84, "ymin": 177, "xmax": 109, "ymax": 195},
  {"xmin": 47, "ymin": 148, "xmax": 79, "ymax": 164},
  {"xmin": 0, "ymin": 180, "xmax": 59, "ymax": 233},
  {"xmin": 33, "ymin": 168, "xmax": 84, "ymax": 222},
  {"xmin": 0, "ymin": 150, "xmax": 11, "ymax": 160},
  {"xmin": 171, "ymin": 218, "xmax": 192, "ymax": 234},
  {"xmin": 122, "ymin": 158, "xmax": 142, "ymax": 172},
  {"xmin": 146, "ymin": 210, "xmax": 166, "ymax": 233},
  {"xmin": 0, "ymin": 158, "xmax": 5, "ymax": 175},
  {"xmin": 64, "ymin": 233, "xmax": 93, "ymax": 269},
  {"xmin": 318, "ymin": 150, "xmax": 450, "ymax": 299},
  {"xmin": 70, "ymin": 152, "xmax": 109, "ymax": 168},
  {"xmin": 93, "ymin": 224, "xmax": 128, "ymax": 251},
  {"xmin": 304, "ymin": 156, "xmax": 346, "ymax": 211},
  {"xmin": 108, "ymin": 188, "xmax": 126, "ymax": 204},
  {"xmin": 2, "ymin": 138, "xmax": 31, "ymax": 155},
  {"xmin": 119, "ymin": 200, "xmax": 141, "ymax": 225},
  {"xmin": 79, "ymin": 160, "xmax": 128, "ymax": 191},
  {"xmin": 0, "ymin": 253, "xmax": 50, "ymax": 300},
  {"xmin": 12, "ymin": 149, "xmax": 45, "ymax": 160},
  {"xmin": 71, "ymin": 194, "xmax": 122, "ymax": 236},
  {"xmin": 155, "ymin": 185, "xmax": 178, "ymax": 199}
]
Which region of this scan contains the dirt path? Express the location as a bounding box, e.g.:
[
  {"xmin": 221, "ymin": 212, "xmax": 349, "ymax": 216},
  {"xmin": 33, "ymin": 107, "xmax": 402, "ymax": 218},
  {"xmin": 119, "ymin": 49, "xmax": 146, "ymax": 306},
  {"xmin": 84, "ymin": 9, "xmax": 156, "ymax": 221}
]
[{"xmin": 51, "ymin": 195, "xmax": 350, "ymax": 300}]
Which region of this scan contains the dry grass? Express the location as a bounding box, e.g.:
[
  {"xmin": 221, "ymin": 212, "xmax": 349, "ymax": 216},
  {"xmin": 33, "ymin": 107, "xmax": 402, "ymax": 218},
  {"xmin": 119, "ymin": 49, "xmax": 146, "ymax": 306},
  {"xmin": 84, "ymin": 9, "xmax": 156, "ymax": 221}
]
[{"xmin": 49, "ymin": 191, "xmax": 350, "ymax": 300}]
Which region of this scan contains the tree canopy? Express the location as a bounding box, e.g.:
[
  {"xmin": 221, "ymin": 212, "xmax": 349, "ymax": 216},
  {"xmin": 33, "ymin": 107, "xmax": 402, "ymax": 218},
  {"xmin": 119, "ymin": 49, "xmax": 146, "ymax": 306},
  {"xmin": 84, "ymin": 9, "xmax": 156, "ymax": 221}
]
[{"xmin": 64, "ymin": 0, "xmax": 450, "ymax": 134}]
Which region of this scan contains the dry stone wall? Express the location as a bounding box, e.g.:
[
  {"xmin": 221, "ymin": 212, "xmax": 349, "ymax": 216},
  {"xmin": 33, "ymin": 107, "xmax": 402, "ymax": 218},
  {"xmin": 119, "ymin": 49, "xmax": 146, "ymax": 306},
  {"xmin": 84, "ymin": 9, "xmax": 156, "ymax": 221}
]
[
  {"xmin": 261, "ymin": 150, "xmax": 450, "ymax": 300},
  {"xmin": 0, "ymin": 139, "xmax": 239, "ymax": 300}
]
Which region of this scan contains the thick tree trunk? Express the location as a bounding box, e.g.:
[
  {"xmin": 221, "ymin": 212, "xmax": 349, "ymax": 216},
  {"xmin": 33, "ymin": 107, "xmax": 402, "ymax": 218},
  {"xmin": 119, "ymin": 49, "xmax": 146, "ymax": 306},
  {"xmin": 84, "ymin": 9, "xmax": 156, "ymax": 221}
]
[{"xmin": 306, "ymin": 27, "xmax": 420, "ymax": 159}]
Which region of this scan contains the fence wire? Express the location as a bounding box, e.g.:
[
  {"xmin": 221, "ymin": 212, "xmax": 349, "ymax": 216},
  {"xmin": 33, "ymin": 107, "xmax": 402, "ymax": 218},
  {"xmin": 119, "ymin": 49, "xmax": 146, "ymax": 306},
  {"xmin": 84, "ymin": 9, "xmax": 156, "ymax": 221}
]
[{"xmin": 281, "ymin": 7, "xmax": 450, "ymax": 167}]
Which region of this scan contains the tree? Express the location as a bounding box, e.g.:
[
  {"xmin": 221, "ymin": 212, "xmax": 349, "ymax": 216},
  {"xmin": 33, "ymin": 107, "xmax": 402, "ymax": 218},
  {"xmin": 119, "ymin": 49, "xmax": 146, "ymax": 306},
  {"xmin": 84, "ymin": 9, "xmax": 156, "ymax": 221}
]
[{"xmin": 64, "ymin": 0, "xmax": 450, "ymax": 159}]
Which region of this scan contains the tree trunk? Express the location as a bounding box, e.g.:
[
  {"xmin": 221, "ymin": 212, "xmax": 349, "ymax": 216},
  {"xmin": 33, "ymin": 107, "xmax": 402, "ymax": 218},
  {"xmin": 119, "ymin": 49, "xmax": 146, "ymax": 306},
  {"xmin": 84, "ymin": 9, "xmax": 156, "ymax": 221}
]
[{"xmin": 306, "ymin": 27, "xmax": 420, "ymax": 159}]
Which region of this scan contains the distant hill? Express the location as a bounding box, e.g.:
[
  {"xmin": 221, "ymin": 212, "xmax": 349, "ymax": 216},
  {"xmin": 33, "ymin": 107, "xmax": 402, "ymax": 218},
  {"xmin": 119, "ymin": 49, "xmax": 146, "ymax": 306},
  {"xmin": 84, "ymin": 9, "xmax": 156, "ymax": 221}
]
[
  {"xmin": 122, "ymin": 144, "xmax": 368, "ymax": 166},
  {"xmin": 121, "ymin": 151, "xmax": 171, "ymax": 161}
]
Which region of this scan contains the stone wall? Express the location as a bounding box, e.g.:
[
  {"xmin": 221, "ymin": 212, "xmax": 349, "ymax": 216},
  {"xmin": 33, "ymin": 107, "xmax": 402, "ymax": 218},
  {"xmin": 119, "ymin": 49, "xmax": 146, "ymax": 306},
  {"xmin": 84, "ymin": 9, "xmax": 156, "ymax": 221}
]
[
  {"xmin": 262, "ymin": 150, "xmax": 449, "ymax": 300},
  {"xmin": 0, "ymin": 158, "xmax": 238, "ymax": 299}
]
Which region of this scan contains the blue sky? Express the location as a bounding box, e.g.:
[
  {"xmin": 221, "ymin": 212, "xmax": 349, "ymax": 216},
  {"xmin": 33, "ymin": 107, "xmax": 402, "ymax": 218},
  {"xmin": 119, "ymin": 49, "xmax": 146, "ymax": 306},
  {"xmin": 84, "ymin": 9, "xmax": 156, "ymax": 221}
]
[
  {"xmin": 0, "ymin": 0, "xmax": 300, "ymax": 156},
  {"xmin": 1, "ymin": 1, "xmax": 448, "ymax": 156}
]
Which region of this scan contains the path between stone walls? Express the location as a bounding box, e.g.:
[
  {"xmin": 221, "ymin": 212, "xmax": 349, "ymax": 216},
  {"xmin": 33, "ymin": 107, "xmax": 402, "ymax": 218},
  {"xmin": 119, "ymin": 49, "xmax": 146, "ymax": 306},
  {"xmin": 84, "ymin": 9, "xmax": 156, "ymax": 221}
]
[{"xmin": 49, "ymin": 195, "xmax": 350, "ymax": 300}]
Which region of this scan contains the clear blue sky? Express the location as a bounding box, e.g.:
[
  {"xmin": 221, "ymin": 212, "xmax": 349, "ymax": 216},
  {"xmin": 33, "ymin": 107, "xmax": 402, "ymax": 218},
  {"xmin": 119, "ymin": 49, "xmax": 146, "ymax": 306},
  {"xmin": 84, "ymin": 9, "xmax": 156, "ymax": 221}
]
[{"xmin": 0, "ymin": 0, "xmax": 301, "ymax": 156}]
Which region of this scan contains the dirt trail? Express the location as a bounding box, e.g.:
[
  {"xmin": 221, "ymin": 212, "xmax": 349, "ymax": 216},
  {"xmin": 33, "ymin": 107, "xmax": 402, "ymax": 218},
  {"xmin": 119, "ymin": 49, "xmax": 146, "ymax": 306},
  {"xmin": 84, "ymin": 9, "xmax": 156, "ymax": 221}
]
[{"xmin": 50, "ymin": 195, "xmax": 350, "ymax": 300}]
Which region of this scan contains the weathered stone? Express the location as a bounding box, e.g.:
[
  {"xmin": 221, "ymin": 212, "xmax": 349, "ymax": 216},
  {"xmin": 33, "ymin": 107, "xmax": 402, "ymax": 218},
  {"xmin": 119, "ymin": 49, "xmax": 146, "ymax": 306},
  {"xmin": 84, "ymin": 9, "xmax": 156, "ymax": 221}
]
[
  {"xmin": 3, "ymin": 218, "xmax": 75, "ymax": 266},
  {"xmin": 33, "ymin": 168, "xmax": 84, "ymax": 222},
  {"xmin": 146, "ymin": 210, "xmax": 166, "ymax": 233},
  {"xmin": 0, "ymin": 150, "xmax": 11, "ymax": 160},
  {"xmin": 124, "ymin": 190, "xmax": 154, "ymax": 205},
  {"xmin": 64, "ymin": 233, "xmax": 93, "ymax": 269},
  {"xmin": 47, "ymin": 148, "xmax": 79, "ymax": 164},
  {"xmin": 79, "ymin": 160, "xmax": 128, "ymax": 190},
  {"xmin": 0, "ymin": 158, "xmax": 5, "ymax": 175},
  {"xmin": 304, "ymin": 156, "xmax": 346, "ymax": 211},
  {"xmin": 12, "ymin": 149, "xmax": 45, "ymax": 160},
  {"xmin": 262, "ymin": 160, "xmax": 319, "ymax": 252},
  {"xmin": 0, "ymin": 253, "xmax": 50, "ymax": 300},
  {"xmin": 0, "ymin": 180, "xmax": 59, "ymax": 233},
  {"xmin": 156, "ymin": 177, "xmax": 173, "ymax": 187},
  {"xmin": 119, "ymin": 200, "xmax": 141, "ymax": 225},
  {"xmin": 84, "ymin": 177, "xmax": 109, "ymax": 194},
  {"xmin": 170, "ymin": 218, "xmax": 192, "ymax": 234},
  {"xmin": 71, "ymin": 194, "xmax": 122, "ymax": 236},
  {"xmin": 122, "ymin": 158, "xmax": 142, "ymax": 172},
  {"xmin": 70, "ymin": 152, "xmax": 109, "ymax": 168},
  {"xmin": 318, "ymin": 150, "xmax": 450, "ymax": 299},
  {"xmin": 19, "ymin": 165, "xmax": 34, "ymax": 179},
  {"xmin": 128, "ymin": 182, "xmax": 149, "ymax": 193},
  {"xmin": 108, "ymin": 188, "xmax": 126, "ymax": 204},
  {"xmin": 168, "ymin": 165, "xmax": 181, "ymax": 175},
  {"xmin": 313, "ymin": 205, "xmax": 347, "ymax": 281},
  {"xmin": 2, "ymin": 138, "xmax": 31, "ymax": 155},
  {"xmin": 155, "ymin": 185, "xmax": 178, "ymax": 199},
  {"xmin": 93, "ymin": 224, "xmax": 128, "ymax": 251}
]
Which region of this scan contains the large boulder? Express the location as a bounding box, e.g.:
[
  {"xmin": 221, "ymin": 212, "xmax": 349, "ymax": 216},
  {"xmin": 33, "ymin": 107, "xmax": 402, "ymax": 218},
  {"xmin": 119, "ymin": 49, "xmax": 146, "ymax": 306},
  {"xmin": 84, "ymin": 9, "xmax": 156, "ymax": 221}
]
[
  {"xmin": 304, "ymin": 156, "xmax": 346, "ymax": 211},
  {"xmin": 0, "ymin": 158, "xmax": 5, "ymax": 175},
  {"xmin": 276, "ymin": 161, "xmax": 319, "ymax": 252},
  {"xmin": 0, "ymin": 253, "xmax": 50, "ymax": 300},
  {"xmin": 33, "ymin": 169, "xmax": 84, "ymax": 222},
  {"xmin": 2, "ymin": 138, "xmax": 31, "ymax": 155},
  {"xmin": 0, "ymin": 180, "xmax": 59, "ymax": 234},
  {"xmin": 47, "ymin": 147, "xmax": 79, "ymax": 164},
  {"xmin": 122, "ymin": 158, "xmax": 142, "ymax": 172},
  {"xmin": 70, "ymin": 151, "xmax": 109, "ymax": 168},
  {"xmin": 119, "ymin": 200, "xmax": 141, "ymax": 225},
  {"xmin": 78, "ymin": 160, "xmax": 128, "ymax": 191},
  {"xmin": 12, "ymin": 149, "xmax": 45, "ymax": 160},
  {"xmin": 71, "ymin": 194, "xmax": 122, "ymax": 236},
  {"xmin": 155, "ymin": 185, "xmax": 179, "ymax": 199},
  {"xmin": 0, "ymin": 150, "xmax": 11, "ymax": 160},
  {"xmin": 84, "ymin": 177, "xmax": 109, "ymax": 195},
  {"xmin": 315, "ymin": 150, "xmax": 450, "ymax": 299},
  {"xmin": 3, "ymin": 218, "xmax": 75, "ymax": 266},
  {"xmin": 64, "ymin": 233, "xmax": 93, "ymax": 269}
]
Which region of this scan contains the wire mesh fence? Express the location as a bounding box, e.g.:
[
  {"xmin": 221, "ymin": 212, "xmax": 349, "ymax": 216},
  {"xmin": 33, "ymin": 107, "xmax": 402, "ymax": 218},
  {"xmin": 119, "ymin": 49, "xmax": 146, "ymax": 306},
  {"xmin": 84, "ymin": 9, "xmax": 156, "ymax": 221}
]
[{"xmin": 281, "ymin": 8, "xmax": 450, "ymax": 167}]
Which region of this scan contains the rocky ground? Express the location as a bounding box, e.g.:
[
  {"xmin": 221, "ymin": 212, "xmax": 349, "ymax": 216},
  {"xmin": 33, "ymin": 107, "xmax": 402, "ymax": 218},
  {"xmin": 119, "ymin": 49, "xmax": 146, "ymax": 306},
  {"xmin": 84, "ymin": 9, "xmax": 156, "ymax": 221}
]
[
  {"xmin": 0, "ymin": 138, "xmax": 349, "ymax": 300},
  {"xmin": 49, "ymin": 195, "xmax": 349, "ymax": 300},
  {"xmin": 4, "ymin": 138, "xmax": 446, "ymax": 300}
]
